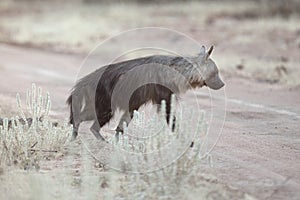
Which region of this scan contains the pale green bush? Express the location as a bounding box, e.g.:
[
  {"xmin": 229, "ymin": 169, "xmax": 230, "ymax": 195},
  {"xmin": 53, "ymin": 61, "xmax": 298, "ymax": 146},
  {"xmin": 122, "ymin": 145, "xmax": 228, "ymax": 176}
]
[
  {"xmin": 105, "ymin": 96, "xmax": 213, "ymax": 199},
  {"xmin": 0, "ymin": 83, "xmax": 72, "ymax": 169}
]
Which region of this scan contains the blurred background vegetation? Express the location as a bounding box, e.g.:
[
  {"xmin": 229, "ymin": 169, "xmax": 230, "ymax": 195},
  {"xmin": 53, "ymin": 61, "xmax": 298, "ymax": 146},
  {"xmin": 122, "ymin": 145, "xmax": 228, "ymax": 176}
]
[{"xmin": 1, "ymin": 0, "xmax": 299, "ymax": 85}]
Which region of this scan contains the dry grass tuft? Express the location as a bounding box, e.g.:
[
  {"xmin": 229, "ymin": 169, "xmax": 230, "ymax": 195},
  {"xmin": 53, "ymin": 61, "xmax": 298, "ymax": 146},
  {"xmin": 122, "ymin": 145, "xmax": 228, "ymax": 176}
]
[{"xmin": 0, "ymin": 83, "xmax": 72, "ymax": 169}]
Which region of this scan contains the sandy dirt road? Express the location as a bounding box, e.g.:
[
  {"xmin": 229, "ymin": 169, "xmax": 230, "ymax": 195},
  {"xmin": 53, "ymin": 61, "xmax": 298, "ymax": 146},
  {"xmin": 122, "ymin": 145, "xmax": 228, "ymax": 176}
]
[{"xmin": 0, "ymin": 43, "xmax": 299, "ymax": 200}]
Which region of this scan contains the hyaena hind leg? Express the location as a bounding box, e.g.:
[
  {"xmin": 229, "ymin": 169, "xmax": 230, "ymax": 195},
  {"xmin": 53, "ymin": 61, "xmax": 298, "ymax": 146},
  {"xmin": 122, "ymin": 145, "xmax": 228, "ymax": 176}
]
[
  {"xmin": 90, "ymin": 120, "xmax": 105, "ymax": 140},
  {"xmin": 91, "ymin": 110, "xmax": 113, "ymax": 141},
  {"xmin": 71, "ymin": 111, "xmax": 81, "ymax": 140},
  {"xmin": 71, "ymin": 107, "xmax": 96, "ymax": 140},
  {"xmin": 69, "ymin": 96, "xmax": 86, "ymax": 140}
]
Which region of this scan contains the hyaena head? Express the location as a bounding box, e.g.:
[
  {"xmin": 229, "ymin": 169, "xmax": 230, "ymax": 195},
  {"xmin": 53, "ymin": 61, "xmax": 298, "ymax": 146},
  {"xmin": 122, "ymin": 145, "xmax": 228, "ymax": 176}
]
[{"xmin": 195, "ymin": 46, "xmax": 225, "ymax": 90}]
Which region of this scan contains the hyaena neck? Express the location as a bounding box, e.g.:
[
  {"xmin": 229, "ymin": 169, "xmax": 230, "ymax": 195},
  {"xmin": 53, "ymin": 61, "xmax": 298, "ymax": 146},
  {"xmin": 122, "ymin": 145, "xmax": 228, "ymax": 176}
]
[{"xmin": 170, "ymin": 56, "xmax": 205, "ymax": 90}]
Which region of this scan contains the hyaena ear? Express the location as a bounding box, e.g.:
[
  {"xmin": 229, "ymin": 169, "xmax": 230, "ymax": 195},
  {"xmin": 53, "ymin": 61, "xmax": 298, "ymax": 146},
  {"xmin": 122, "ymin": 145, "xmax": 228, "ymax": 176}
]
[
  {"xmin": 205, "ymin": 45, "xmax": 214, "ymax": 60},
  {"xmin": 199, "ymin": 46, "xmax": 206, "ymax": 57}
]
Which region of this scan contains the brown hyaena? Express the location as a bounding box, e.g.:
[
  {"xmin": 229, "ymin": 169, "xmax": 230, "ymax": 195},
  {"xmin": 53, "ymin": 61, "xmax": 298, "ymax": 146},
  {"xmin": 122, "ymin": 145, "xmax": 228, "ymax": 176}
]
[{"xmin": 67, "ymin": 46, "xmax": 224, "ymax": 140}]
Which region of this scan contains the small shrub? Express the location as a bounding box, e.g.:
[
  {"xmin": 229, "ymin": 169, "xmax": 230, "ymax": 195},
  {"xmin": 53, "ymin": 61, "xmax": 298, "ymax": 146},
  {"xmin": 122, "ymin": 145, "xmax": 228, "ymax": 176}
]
[
  {"xmin": 0, "ymin": 83, "xmax": 72, "ymax": 169},
  {"xmin": 106, "ymin": 96, "xmax": 212, "ymax": 199}
]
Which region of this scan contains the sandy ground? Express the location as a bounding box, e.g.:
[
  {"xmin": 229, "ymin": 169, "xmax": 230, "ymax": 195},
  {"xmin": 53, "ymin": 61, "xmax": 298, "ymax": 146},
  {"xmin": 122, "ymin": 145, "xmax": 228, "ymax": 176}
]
[
  {"xmin": 0, "ymin": 1, "xmax": 300, "ymax": 199},
  {"xmin": 0, "ymin": 42, "xmax": 299, "ymax": 199}
]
